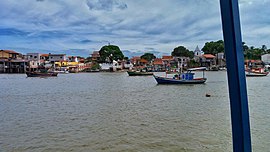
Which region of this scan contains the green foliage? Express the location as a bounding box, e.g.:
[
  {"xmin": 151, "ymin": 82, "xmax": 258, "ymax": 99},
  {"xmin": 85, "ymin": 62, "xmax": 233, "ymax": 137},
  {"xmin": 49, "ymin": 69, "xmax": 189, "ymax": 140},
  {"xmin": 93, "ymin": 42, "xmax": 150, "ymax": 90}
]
[
  {"xmin": 99, "ymin": 45, "xmax": 124, "ymax": 63},
  {"xmin": 202, "ymin": 40, "xmax": 224, "ymax": 54},
  {"xmin": 171, "ymin": 46, "xmax": 194, "ymax": 58},
  {"xmin": 141, "ymin": 53, "xmax": 156, "ymax": 62},
  {"xmin": 244, "ymin": 45, "xmax": 267, "ymax": 60},
  {"xmin": 188, "ymin": 59, "xmax": 200, "ymax": 68},
  {"xmin": 91, "ymin": 63, "xmax": 100, "ymax": 70}
]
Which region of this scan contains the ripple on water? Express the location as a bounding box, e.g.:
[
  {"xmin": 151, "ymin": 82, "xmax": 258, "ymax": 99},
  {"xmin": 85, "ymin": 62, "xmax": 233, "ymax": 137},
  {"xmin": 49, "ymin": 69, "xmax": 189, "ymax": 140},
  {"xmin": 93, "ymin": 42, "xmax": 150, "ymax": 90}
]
[{"xmin": 0, "ymin": 72, "xmax": 269, "ymax": 151}]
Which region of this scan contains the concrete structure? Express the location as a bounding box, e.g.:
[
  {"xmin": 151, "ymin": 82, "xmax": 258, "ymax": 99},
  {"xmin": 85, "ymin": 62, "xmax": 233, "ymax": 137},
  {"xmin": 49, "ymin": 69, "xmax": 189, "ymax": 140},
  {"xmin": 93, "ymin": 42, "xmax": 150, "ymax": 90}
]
[
  {"xmin": 48, "ymin": 54, "xmax": 67, "ymax": 62},
  {"xmin": 26, "ymin": 53, "xmax": 41, "ymax": 71},
  {"xmin": 200, "ymin": 54, "xmax": 216, "ymax": 70},
  {"xmin": 91, "ymin": 51, "xmax": 100, "ymax": 62},
  {"xmin": 217, "ymin": 52, "xmax": 226, "ymax": 67},
  {"xmin": 261, "ymin": 54, "xmax": 270, "ymax": 64},
  {"xmin": 68, "ymin": 56, "xmax": 78, "ymax": 62},
  {"xmin": 0, "ymin": 50, "xmax": 28, "ymax": 73}
]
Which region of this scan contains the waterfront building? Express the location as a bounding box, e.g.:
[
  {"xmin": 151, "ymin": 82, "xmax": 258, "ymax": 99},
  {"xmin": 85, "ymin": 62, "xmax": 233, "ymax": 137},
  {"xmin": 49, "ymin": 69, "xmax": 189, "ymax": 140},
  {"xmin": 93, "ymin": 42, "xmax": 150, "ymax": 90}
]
[
  {"xmin": 48, "ymin": 54, "xmax": 67, "ymax": 62},
  {"xmin": 0, "ymin": 50, "xmax": 28, "ymax": 73},
  {"xmin": 153, "ymin": 58, "xmax": 164, "ymax": 71},
  {"xmin": 217, "ymin": 52, "xmax": 226, "ymax": 67},
  {"xmin": 68, "ymin": 56, "xmax": 79, "ymax": 62},
  {"xmin": 201, "ymin": 54, "xmax": 216, "ymax": 70},
  {"xmin": 162, "ymin": 55, "xmax": 174, "ymax": 69},
  {"xmin": 90, "ymin": 51, "xmax": 100, "ymax": 62},
  {"xmin": 261, "ymin": 54, "xmax": 270, "ymax": 64},
  {"xmin": 26, "ymin": 53, "xmax": 41, "ymax": 71}
]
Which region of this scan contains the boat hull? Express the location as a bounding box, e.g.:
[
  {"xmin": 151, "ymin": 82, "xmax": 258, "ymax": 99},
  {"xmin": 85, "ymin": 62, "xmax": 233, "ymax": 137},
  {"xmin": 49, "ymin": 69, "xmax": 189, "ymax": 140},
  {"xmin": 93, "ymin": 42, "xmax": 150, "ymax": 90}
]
[
  {"xmin": 245, "ymin": 71, "xmax": 269, "ymax": 77},
  {"xmin": 127, "ymin": 71, "xmax": 153, "ymax": 76},
  {"xmin": 153, "ymin": 75, "xmax": 206, "ymax": 84},
  {"xmin": 26, "ymin": 72, "xmax": 58, "ymax": 77}
]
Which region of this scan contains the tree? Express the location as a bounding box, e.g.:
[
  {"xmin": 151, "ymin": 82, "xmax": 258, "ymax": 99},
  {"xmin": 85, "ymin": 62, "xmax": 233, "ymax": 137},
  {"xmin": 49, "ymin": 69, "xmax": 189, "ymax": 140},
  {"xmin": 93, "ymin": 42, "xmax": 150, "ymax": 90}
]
[
  {"xmin": 171, "ymin": 46, "xmax": 194, "ymax": 58},
  {"xmin": 202, "ymin": 40, "xmax": 224, "ymax": 54},
  {"xmin": 242, "ymin": 42, "xmax": 249, "ymax": 52},
  {"xmin": 262, "ymin": 45, "xmax": 267, "ymax": 51},
  {"xmin": 141, "ymin": 53, "xmax": 156, "ymax": 62},
  {"xmin": 99, "ymin": 45, "xmax": 124, "ymax": 63}
]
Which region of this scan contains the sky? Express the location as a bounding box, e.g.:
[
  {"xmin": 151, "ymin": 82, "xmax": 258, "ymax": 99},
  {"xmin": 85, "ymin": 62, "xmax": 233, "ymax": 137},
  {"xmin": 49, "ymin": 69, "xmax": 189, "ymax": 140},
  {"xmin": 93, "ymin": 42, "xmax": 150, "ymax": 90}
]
[{"xmin": 0, "ymin": 0, "xmax": 270, "ymax": 57}]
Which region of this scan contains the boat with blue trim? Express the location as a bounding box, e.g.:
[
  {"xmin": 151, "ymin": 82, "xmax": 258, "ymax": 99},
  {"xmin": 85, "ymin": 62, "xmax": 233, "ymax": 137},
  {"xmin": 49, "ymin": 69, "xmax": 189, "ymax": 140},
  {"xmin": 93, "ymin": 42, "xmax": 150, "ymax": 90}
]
[{"xmin": 153, "ymin": 67, "xmax": 207, "ymax": 84}]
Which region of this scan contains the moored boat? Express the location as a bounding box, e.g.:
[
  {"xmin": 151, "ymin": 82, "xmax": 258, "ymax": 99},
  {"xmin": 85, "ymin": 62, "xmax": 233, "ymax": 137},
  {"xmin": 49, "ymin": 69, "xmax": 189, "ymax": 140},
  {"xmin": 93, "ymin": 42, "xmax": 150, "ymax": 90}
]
[
  {"xmin": 245, "ymin": 71, "xmax": 269, "ymax": 77},
  {"xmin": 153, "ymin": 67, "xmax": 207, "ymax": 84},
  {"xmin": 127, "ymin": 71, "xmax": 153, "ymax": 76},
  {"xmin": 26, "ymin": 71, "xmax": 58, "ymax": 77},
  {"xmin": 245, "ymin": 67, "xmax": 269, "ymax": 77}
]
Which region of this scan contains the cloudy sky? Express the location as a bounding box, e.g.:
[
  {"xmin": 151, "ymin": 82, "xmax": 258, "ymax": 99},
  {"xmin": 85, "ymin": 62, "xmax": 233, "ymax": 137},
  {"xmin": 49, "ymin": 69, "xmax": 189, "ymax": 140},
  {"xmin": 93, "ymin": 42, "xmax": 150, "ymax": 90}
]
[{"xmin": 0, "ymin": 0, "xmax": 269, "ymax": 57}]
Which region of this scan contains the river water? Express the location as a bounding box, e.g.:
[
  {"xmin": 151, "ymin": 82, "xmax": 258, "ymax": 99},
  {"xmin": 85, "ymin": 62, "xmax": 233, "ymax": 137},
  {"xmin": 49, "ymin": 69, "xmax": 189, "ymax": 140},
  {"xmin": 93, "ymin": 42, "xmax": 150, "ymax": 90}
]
[{"xmin": 0, "ymin": 72, "xmax": 269, "ymax": 152}]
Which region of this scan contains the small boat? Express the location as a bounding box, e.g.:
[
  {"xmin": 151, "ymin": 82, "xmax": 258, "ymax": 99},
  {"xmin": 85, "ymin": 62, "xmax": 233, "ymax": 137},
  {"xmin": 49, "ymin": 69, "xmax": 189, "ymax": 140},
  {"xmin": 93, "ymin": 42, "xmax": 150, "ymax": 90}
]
[
  {"xmin": 127, "ymin": 71, "xmax": 153, "ymax": 76},
  {"xmin": 153, "ymin": 67, "xmax": 207, "ymax": 84},
  {"xmin": 245, "ymin": 68, "xmax": 269, "ymax": 77},
  {"xmin": 245, "ymin": 71, "xmax": 269, "ymax": 77},
  {"xmin": 26, "ymin": 71, "xmax": 58, "ymax": 77}
]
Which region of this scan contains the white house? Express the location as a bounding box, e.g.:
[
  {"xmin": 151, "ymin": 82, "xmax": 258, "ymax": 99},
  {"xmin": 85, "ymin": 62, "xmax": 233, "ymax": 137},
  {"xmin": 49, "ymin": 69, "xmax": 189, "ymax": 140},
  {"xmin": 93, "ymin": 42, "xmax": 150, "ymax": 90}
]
[
  {"xmin": 26, "ymin": 53, "xmax": 41, "ymax": 70},
  {"xmin": 48, "ymin": 54, "xmax": 67, "ymax": 62},
  {"xmin": 261, "ymin": 54, "xmax": 270, "ymax": 64}
]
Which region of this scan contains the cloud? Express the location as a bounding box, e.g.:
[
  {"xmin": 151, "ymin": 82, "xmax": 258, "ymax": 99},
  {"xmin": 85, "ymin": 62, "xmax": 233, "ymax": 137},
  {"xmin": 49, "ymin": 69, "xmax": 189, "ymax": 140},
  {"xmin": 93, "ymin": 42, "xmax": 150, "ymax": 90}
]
[
  {"xmin": 0, "ymin": 0, "xmax": 269, "ymax": 57},
  {"xmin": 86, "ymin": 0, "xmax": 127, "ymax": 11}
]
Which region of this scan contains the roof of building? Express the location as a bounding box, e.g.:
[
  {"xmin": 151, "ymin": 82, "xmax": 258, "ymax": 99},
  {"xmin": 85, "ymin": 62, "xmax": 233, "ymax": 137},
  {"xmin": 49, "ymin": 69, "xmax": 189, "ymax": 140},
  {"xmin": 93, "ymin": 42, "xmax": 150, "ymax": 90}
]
[
  {"xmin": 41, "ymin": 54, "xmax": 49, "ymax": 57},
  {"xmin": 203, "ymin": 54, "xmax": 215, "ymax": 58},
  {"xmin": 0, "ymin": 50, "xmax": 19, "ymax": 54},
  {"xmin": 140, "ymin": 58, "xmax": 148, "ymax": 63},
  {"xmin": 244, "ymin": 60, "xmax": 262, "ymax": 63},
  {"xmin": 162, "ymin": 55, "xmax": 173, "ymax": 60},
  {"xmin": 131, "ymin": 56, "xmax": 141, "ymax": 60},
  {"xmin": 153, "ymin": 58, "xmax": 163, "ymax": 65},
  {"xmin": 194, "ymin": 45, "xmax": 200, "ymax": 52},
  {"xmin": 49, "ymin": 54, "xmax": 66, "ymax": 56},
  {"xmin": 92, "ymin": 51, "xmax": 100, "ymax": 54}
]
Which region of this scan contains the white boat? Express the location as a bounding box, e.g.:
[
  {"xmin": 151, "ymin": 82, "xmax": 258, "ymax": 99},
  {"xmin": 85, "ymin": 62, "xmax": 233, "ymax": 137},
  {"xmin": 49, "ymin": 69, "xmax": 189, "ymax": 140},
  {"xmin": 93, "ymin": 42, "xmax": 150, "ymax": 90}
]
[{"xmin": 245, "ymin": 71, "xmax": 269, "ymax": 77}]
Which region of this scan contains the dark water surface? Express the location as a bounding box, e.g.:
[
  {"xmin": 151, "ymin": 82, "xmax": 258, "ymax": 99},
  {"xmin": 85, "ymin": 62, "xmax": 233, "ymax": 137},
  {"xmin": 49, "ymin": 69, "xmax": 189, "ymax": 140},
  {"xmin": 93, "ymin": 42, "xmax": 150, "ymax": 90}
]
[{"xmin": 0, "ymin": 72, "xmax": 269, "ymax": 151}]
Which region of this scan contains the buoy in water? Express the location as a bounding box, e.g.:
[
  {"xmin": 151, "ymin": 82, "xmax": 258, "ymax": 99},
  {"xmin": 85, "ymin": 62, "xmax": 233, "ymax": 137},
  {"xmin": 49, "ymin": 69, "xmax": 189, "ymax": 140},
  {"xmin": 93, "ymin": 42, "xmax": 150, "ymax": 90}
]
[{"xmin": 206, "ymin": 94, "xmax": 211, "ymax": 97}]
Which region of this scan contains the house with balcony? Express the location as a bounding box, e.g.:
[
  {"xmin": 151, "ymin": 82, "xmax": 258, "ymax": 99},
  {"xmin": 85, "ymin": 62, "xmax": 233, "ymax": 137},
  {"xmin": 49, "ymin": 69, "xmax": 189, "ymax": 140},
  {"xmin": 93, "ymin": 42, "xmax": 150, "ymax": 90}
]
[
  {"xmin": 200, "ymin": 54, "xmax": 216, "ymax": 70},
  {"xmin": 26, "ymin": 53, "xmax": 42, "ymax": 71},
  {"xmin": 48, "ymin": 54, "xmax": 67, "ymax": 62},
  {"xmin": 162, "ymin": 55, "xmax": 174, "ymax": 71},
  {"xmin": 153, "ymin": 58, "xmax": 164, "ymax": 71},
  {"xmin": 0, "ymin": 50, "xmax": 28, "ymax": 73}
]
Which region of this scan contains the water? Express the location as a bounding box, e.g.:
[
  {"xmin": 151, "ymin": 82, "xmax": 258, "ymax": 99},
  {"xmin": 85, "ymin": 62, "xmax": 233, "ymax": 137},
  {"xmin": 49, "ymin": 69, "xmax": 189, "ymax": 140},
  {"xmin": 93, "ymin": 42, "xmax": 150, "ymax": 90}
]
[{"xmin": 0, "ymin": 72, "xmax": 269, "ymax": 151}]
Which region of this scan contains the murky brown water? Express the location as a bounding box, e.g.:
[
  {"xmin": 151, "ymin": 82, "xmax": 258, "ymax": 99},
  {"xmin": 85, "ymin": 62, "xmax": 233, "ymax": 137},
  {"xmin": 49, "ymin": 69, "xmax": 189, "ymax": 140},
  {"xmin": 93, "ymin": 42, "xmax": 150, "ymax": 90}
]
[{"xmin": 0, "ymin": 72, "xmax": 269, "ymax": 151}]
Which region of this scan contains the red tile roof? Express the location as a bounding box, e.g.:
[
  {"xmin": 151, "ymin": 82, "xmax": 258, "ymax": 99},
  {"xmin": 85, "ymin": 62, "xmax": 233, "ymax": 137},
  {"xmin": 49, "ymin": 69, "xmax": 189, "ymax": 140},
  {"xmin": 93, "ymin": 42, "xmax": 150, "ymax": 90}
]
[
  {"xmin": 162, "ymin": 55, "xmax": 173, "ymax": 60},
  {"xmin": 245, "ymin": 60, "xmax": 262, "ymax": 63},
  {"xmin": 0, "ymin": 50, "xmax": 19, "ymax": 54},
  {"xmin": 153, "ymin": 58, "xmax": 163, "ymax": 65},
  {"xmin": 140, "ymin": 58, "xmax": 148, "ymax": 63},
  {"xmin": 131, "ymin": 56, "xmax": 141, "ymax": 60},
  {"xmin": 203, "ymin": 54, "xmax": 215, "ymax": 58},
  {"xmin": 41, "ymin": 54, "xmax": 49, "ymax": 57}
]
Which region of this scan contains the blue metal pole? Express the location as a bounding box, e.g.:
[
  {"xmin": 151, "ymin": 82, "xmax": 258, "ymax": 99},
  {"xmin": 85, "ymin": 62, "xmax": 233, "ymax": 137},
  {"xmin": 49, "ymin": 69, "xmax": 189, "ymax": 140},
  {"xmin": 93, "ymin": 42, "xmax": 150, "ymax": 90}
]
[{"xmin": 219, "ymin": 0, "xmax": 252, "ymax": 151}]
